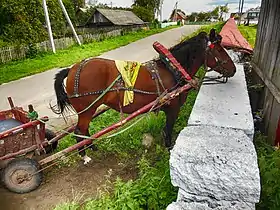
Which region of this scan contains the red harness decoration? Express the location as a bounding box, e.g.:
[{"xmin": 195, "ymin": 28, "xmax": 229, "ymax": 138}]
[{"xmin": 153, "ymin": 41, "xmax": 192, "ymax": 81}]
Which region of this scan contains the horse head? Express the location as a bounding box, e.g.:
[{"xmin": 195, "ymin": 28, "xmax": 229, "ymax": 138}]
[{"xmin": 205, "ymin": 28, "xmax": 236, "ymax": 78}]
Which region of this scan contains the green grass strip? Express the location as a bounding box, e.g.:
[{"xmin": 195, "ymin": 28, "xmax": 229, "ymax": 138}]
[
  {"xmin": 0, "ymin": 26, "xmax": 177, "ymax": 85},
  {"xmin": 238, "ymin": 24, "xmax": 258, "ymax": 48}
]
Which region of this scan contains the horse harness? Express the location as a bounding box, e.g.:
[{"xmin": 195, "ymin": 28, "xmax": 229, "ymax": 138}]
[
  {"xmin": 69, "ymin": 58, "xmax": 169, "ymax": 100},
  {"xmin": 69, "ymin": 38, "xmax": 230, "ymax": 100},
  {"xmin": 203, "ymin": 40, "xmax": 231, "ymax": 84}
]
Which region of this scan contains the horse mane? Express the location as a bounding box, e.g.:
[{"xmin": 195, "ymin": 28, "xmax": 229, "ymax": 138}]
[{"xmin": 168, "ymin": 32, "xmax": 208, "ymax": 72}]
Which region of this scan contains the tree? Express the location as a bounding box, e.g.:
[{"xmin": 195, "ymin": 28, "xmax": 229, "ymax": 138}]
[
  {"xmin": 197, "ymin": 12, "xmax": 210, "ymax": 22},
  {"xmin": 0, "ymin": 0, "xmax": 76, "ymax": 45},
  {"xmin": 0, "ymin": 0, "xmax": 47, "ymax": 44},
  {"xmin": 132, "ymin": 0, "xmax": 162, "ymax": 21},
  {"xmin": 132, "ymin": 6, "xmax": 154, "ymax": 22},
  {"xmin": 133, "ymin": 0, "xmax": 161, "ymax": 11},
  {"xmin": 72, "ymin": 0, "xmax": 85, "ymax": 11},
  {"xmin": 219, "ymin": 4, "xmax": 229, "ymax": 21},
  {"xmin": 211, "ymin": 6, "xmax": 219, "ymax": 18},
  {"xmin": 187, "ymin": 12, "xmax": 198, "ymax": 22}
]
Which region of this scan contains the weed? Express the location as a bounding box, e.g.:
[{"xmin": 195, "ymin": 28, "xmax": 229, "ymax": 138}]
[
  {"xmin": 79, "ymin": 146, "xmax": 177, "ymax": 210},
  {"xmin": 254, "ymin": 132, "xmax": 280, "ymax": 210}
]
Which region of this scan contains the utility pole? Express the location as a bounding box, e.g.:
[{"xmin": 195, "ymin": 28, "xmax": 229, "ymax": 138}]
[
  {"xmin": 159, "ymin": 0, "xmax": 163, "ymax": 22},
  {"xmin": 238, "ymin": 0, "xmax": 242, "ymax": 15},
  {"xmin": 174, "ymin": 1, "xmax": 178, "ymax": 22},
  {"xmin": 42, "ymin": 0, "xmax": 56, "ymax": 53},
  {"xmin": 110, "ymin": 1, "xmax": 113, "ymax": 8},
  {"xmin": 238, "ymin": 0, "xmax": 245, "ymax": 25},
  {"xmin": 58, "ymin": 0, "xmax": 81, "ymax": 45}
]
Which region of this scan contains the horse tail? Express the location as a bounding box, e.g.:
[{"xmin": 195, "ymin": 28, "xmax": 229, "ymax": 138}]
[{"xmin": 51, "ymin": 67, "xmax": 71, "ymax": 115}]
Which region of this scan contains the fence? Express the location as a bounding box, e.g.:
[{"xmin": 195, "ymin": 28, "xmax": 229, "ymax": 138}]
[
  {"xmin": 160, "ymin": 22, "xmax": 177, "ymax": 28},
  {"xmin": 0, "ymin": 25, "xmax": 146, "ymax": 64},
  {"xmin": 251, "ymin": 0, "xmax": 280, "ymax": 145}
]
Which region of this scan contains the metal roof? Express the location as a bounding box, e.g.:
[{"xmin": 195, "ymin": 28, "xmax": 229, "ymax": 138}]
[{"xmin": 95, "ymin": 8, "xmax": 144, "ymax": 25}]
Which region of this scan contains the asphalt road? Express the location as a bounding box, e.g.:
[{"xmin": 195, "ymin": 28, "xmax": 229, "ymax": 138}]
[{"xmin": 0, "ymin": 25, "xmax": 201, "ymax": 128}]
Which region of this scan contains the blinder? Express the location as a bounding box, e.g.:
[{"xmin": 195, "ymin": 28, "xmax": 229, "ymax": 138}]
[{"xmin": 204, "ymin": 37, "xmax": 231, "ymax": 81}]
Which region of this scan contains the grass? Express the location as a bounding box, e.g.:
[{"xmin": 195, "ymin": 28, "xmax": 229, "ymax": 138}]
[
  {"xmin": 53, "ymin": 23, "xmax": 225, "ymax": 210},
  {"xmin": 254, "ymin": 132, "xmax": 280, "ymax": 210},
  {"xmin": 238, "ymin": 24, "xmax": 258, "ymax": 48},
  {"xmin": 0, "ymin": 26, "xmax": 178, "ymax": 85}
]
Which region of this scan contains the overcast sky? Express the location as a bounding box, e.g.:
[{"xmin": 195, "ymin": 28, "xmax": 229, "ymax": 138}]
[{"xmin": 97, "ymin": 0, "xmax": 261, "ymax": 20}]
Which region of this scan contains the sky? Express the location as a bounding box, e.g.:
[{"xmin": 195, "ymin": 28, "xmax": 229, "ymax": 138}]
[{"xmin": 96, "ymin": 0, "xmax": 261, "ymax": 20}]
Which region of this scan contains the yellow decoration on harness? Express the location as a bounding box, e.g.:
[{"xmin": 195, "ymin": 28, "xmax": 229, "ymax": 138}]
[{"xmin": 115, "ymin": 60, "xmax": 141, "ymax": 106}]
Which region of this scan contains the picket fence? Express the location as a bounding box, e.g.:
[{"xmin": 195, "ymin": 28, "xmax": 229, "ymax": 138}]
[{"xmin": 0, "ymin": 25, "xmax": 144, "ymax": 64}]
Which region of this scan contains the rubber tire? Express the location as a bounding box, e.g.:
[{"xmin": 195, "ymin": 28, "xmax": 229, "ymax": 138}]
[
  {"xmin": 2, "ymin": 158, "xmax": 43, "ymax": 194},
  {"xmin": 44, "ymin": 129, "xmax": 58, "ymax": 154}
]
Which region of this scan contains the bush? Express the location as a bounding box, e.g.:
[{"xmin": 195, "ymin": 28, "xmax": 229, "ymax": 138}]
[{"xmin": 26, "ymin": 43, "xmax": 39, "ymax": 59}]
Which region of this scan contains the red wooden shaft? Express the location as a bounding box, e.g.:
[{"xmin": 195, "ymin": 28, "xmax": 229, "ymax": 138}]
[
  {"xmin": 39, "ymin": 84, "xmax": 193, "ymax": 166},
  {"xmin": 48, "ymin": 125, "xmax": 76, "ymax": 144},
  {"xmin": 0, "ymin": 145, "xmax": 37, "ymax": 161},
  {"xmin": 48, "ymin": 106, "xmax": 110, "ymax": 144}
]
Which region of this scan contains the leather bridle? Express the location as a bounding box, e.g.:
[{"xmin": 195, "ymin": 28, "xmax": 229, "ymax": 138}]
[{"xmin": 203, "ymin": 39, "xmax": 233, "ymax": 84}]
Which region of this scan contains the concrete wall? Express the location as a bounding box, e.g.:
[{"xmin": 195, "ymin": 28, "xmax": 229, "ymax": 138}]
[{"xmin": 167, "ymin": 54, "xmax": 261, "ymax": 209}]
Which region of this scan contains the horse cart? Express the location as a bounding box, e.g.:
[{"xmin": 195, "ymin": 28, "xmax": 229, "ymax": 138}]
[
  {"xmin": 0, "ymin": 82, "xmax": 194, "ymax": 194},
  {"xmin": 0, "ymin": 33, "xmax": 236, "ymax": 194}
]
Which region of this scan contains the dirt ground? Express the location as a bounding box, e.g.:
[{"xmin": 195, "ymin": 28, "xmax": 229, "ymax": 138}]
[{"xmin": 0, "ymin": 154, "xmax": 137, "ymax": 210}]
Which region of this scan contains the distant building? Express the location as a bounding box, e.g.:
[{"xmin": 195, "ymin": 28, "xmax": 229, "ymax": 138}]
[
  {"xmin": 84, "ymin": 8, "xmax": 145, "ymax": 27},
  {"xmin": 169, "ymin": 9, "xmax": 187, "ymax": 22},
  {"xmin": 231, "ymin": 6, "xmax": 260, "ymax": 24},
  {"xmin": 230, "ymin": 12, "xmax": 246, "ymax": 20},
  {"xmin": 244, "ymin": 6, "xmax": 261, "ymax": 24}
]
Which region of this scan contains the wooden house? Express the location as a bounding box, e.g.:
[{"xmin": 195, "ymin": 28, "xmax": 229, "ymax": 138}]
[
  {"xmin": 169, "ymin": 9, "xmax": 187, "ymax": 22},
  {"xmin": 85, "ymin": 8, "xmax": 145, "ymax": 27}
]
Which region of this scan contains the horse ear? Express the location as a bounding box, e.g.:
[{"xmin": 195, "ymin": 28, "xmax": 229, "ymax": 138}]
[
  {"xmin": 217, "ymin": 34, "xmax": 222, "ymax": 43},
  {"xmin": 209, "ymin": 28, "xmax": 216, "ymax": 42}
]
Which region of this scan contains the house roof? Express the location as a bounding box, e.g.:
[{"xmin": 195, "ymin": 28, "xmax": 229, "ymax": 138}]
[
  {"xmin": 94, "ymin": 8, "xmax": 144, "ymax": 25},
  {"xmin": 177, "ymin": 11, "xmax": 187, "ymax": 19},
  {"xmin": 78, "ymin": 8, "xmax": 88, "ymax": 13},
  {"xmin": 170, "ymin": 9, "xmax": 187, "ymax": 20},
  {"xmin": 246, "ymin": 6, "xmax": 261, "ymax": 13}
]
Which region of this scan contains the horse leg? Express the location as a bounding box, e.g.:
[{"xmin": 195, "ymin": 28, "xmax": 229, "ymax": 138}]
[
  {"xmin": 163, "ymin": 99, "xmax": 181, "ymax": 149},
  {"xmin": 74, "ymin": 111, "xmax": 95, "ymax": 164}
]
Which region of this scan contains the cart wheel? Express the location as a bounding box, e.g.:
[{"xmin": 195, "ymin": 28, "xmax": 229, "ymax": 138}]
[
  {"xmin": 2, "ymin": 158, "xmax": 42, "ymax": 194},
  {"xmin": 44, "ymin": 129, "xmax": 58, "ymax": 154}
]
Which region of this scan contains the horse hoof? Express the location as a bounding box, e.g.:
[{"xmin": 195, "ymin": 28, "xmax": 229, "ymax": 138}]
[
  {"xmin": 90, "ymin": 144, "xmax": 98, "ymax": 151},
  {"xmin": 83, "ymin": 155, "xmax": 92, "ymax": 165}
]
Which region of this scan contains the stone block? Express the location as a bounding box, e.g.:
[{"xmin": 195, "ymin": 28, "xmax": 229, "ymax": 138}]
[
  {"xmin": 188, "ymin": 64, "xmax": 254, "ymax": 140},
  {"xmin": 170, "ymin": 125, "xmax": 260, "ymax": 205},
  {"xmin": 167, "ymin": 200, "xmax": 255, "ymax": 210}
]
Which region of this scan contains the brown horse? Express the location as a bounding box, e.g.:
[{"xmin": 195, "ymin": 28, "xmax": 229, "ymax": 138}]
[{"xmin": 51, "ymin": 29, "xmax": 236, "ymax": 163}]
